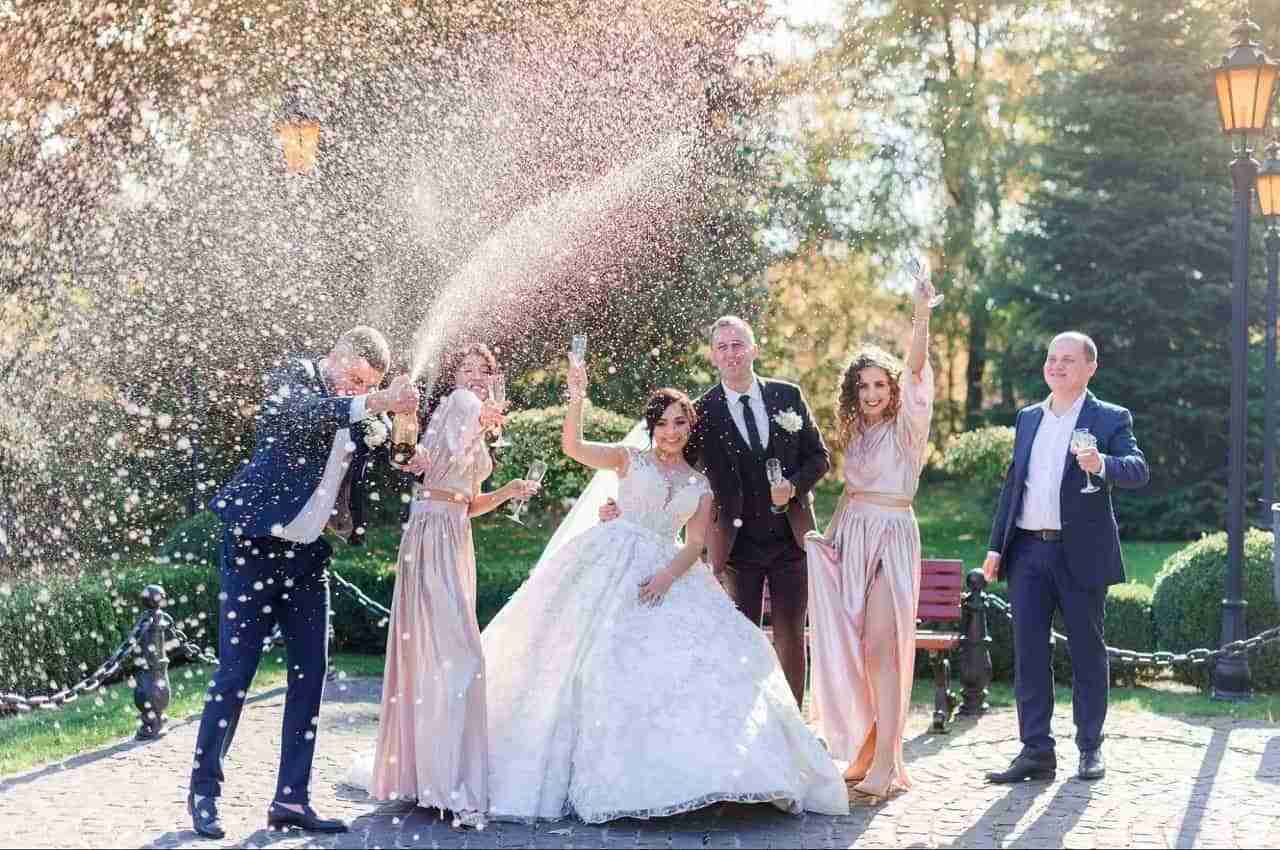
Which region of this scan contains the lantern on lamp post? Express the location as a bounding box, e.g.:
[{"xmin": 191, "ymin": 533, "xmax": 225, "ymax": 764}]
[
  {"xmin": 275, "ymin": 86, "xmax": 320, "ymax": 175},
  {"xmin": 1208, "ymin": 12, "xmax": 1279, "ymax": 701}
]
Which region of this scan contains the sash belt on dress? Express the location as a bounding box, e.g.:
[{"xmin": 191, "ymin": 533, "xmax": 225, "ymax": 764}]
[{"xmin": 843, "ymin": 489, "xmax": 913, "ymax": 510}]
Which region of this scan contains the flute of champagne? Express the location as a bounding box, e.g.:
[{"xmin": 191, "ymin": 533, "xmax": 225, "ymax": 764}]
[
  {"xmin": 489, "ymin": 374, "xmax": 512, "ymax": 449},
  {"xmin": 507, "ymin": 459, "xmax": 549, "ymax": 525},
  {"xmin": 907, "ymin": 255, "xmax": 945, "ymax": 309},
  {"xmin": 1071, "ymin": 429, "xmax": 1101, "ymax": 494},
  {"xmin": 765, "ymin": 457, "xmax": 788, "ymax": 514},
  {"xmin": 569, "ymin": 334, "xmax": 588, "ymax": 368}
]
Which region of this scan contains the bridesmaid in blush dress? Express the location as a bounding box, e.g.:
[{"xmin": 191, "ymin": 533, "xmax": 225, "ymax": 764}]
[
  {"xmin": 805, "ymin": 271, "xmax": 938, "ymax": 798},
  {"xmin": 360, "ymin": 342, "xmax": 538, "ymax": 829}
]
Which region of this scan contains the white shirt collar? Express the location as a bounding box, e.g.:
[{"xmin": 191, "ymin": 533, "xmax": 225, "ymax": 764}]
[
  {"xmin": 722, "ymin": 374, "xmax": 763, "ymax": 405},
  {"xmin": 1041, "ymin": 390, "xmax": 1087, "ymax": 421}
]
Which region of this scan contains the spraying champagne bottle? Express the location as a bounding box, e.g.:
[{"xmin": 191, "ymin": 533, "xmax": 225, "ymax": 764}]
[{"xmin": 390, "ymin": 412, "xmax": 419, "ymax": 466}]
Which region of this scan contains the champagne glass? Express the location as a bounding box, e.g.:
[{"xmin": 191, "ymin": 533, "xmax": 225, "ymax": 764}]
[
  {"xmin": 1071, "ymin": 429, "xmax": 1101, "ymax": 494},
  {"xmin": 569, "ymin": 334, "xmax": 588, "ymax": 368},
  {"xmin": 765, "ymin": 457, "xmax": 788, "ymax": 514},
  {"xmin": 488, "ymin": 374, "xmax": 512, "ymax": 449},
  {"xmin": 907, "ymin": 254, "xmax": 944, "ymax": 308},
  {"xmin": 507, "ymin": 459, "xmax": 549, "ymax": 525}
]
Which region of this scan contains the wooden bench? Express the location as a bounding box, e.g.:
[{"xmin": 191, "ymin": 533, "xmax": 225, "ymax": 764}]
[
  {"xmin": 761, "ymin": 557, "xmax": 965, "ymax": 733},
  {"xmin": 916, "ymin": 558, "xmax": 964, "ymax": 733}
]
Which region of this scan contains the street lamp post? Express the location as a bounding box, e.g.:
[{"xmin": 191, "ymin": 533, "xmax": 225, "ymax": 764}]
[
  {"xmin": 1209, "ymin": 13, "xmax": 1279, "ymax": 700},
  {"xmin": 1257, "ymin": 140, "xmax": 1280, "ymax": 523}
]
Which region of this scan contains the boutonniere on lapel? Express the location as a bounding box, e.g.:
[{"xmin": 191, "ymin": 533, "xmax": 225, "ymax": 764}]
[
  {"xmin": 773, "ymin": 408, "xmax": 803, "ymax": 434},
  {"xmin": 361, "ymin": 414, "xmax": 389, "ymax": 449}
]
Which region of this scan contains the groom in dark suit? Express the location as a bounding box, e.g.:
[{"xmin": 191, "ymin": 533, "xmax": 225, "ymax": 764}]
[
  {"xmin": 983, "ymin": 331, "xmax": 1148, "ymax": 784},
  {"xmin": 187, "ymin": 326, "xmax": 418, "ymax": 839},
  {"xmin": 688, "ymin": 316, "xmax": 830, "ymax": 707}
]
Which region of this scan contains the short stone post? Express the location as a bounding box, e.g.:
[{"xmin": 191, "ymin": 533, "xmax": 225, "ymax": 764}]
[
  {"xmin": 133, "ymin": 585, "xmax": 172, "ymax": 740},
  {"xmin": 958, "ymin": 569, "xmax": 992, "ymax": 717}
]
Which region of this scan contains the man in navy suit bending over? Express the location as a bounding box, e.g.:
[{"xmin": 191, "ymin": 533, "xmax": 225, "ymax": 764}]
[
  {"xmin": 982, "ymin": 332, "xmax": 1148, "ymax": 785},
  {"xmin": 187, "ymin": 326, "xmax": 418, "ymax": 838}
]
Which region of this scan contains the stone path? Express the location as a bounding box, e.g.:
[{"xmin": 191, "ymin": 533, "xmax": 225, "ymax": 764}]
[{"xmin": 2, "ymin": 676, "xmax": 1279, "ymax": 849}]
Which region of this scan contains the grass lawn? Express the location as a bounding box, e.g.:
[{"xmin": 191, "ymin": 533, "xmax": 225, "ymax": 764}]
[{"xmin": 0, "ymin": 653, "xmax": 385, "ymax": 778}]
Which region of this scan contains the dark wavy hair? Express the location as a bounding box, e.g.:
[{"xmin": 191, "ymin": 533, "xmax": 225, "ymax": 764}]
[
  {"xmin": 420, "ymin": 341, "xmax": 499, "ymax": 431},
  {"xmin": 834, "ymin": 345, "xmax": 903, "ymax": 448},
  {"xmin": 643, "ymin": 388, "xmax": 698, "ymax": 458}
]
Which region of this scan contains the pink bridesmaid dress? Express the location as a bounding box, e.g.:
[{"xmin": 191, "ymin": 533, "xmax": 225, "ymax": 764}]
[
  {"xmin": 805, "ymin": 361, "xmax": 933, "ymax": 796},
  {"xmin": 367, "ymin": 387, "xmax": 493, "ymax": 816}
]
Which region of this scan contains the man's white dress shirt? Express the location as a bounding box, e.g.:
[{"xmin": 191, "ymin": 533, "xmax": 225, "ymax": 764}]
[
  {"xmin": 277, "ymin": 359, "xmax": 369, "ymax": 543},
  {"xmin": 723, "ymin": 375, "xmax": 770, "ymax": 452}
]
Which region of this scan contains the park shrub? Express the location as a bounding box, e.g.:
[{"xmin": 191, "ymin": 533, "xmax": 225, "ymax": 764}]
[
  {"xmin": 1152, "ymin": 529, "xmax": 1280, "ymax": 691},
  {"xmin": 490, "ymin": 402, "xmax": 635, "ymax": 510},
  {"xmin": 938, "ymin": 426, "xmax": 1015, "ymax": 495},
  {"xmin": 158, "ymin": 510, "xmax": 223, "ymax": 569}
]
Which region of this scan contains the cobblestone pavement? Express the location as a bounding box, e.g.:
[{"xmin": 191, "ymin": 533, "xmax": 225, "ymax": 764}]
[{"xmin": 3, "ymin": 676, "xmax": 1279, "ymax": 849}]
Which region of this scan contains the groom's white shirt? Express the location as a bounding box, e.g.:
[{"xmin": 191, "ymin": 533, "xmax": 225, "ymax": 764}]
[
  {"xmin": 722, "ymin": 374, "xmax": 770, "ymax": 452},
  {"xmin": 277, "ymin": 358, "xmax": 370, "ymax": 544}
]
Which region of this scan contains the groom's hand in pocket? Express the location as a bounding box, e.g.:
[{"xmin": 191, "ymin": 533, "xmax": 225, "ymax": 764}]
[{"xmin": 599, "ymin": 498, "xmax": 621, "ymax": 523}]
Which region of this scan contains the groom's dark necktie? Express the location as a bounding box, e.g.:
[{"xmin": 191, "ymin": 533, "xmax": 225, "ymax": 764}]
[{"xmin": 740, "ymin": 395, "xmax": 765, "ymax": 456}]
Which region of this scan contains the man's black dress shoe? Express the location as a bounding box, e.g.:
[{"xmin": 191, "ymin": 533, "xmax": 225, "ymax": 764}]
[
  {"xmin": 985, "ymin": 750, "xmax": 1057, "ymax": 783},
  {"xmin": 1077, "ymin": 749, "xmax": 1105, "ymax": 780},
  {"xmin": 267, "ymin": 802, "xmax": 349, "ymax": 833},
  {"xmin": 188, "ymin": 792, "xmax": 226, "ymax": 839}
]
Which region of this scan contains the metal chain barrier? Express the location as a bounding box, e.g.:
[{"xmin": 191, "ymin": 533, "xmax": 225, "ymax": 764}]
[
  {"xmin": 0, "ymin": 618, "xmax": 146, "ymax": 713},
  {"xmin": 983, "ymin": 592, "xmax": 1280, "ymax": 669},
  {"xmin": 0, "ymin": 569, "xmax": 386, "ymax": 717},
  {"xmin": 330, "ymin": 568, "xmax": 391, "ymax": 622}
]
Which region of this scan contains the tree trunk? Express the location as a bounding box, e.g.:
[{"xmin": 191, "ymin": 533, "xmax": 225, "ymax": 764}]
[{"xmin": 965, "ymin": 302, "xmax": 988, "ymax": 429}]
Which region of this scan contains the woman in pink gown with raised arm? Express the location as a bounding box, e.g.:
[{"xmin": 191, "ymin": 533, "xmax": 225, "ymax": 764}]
[
  {"xmin": 350, "ymin": 342, "xmax": 538, "ymax": 830},
  {"xmin": 805, "ymin": 270, "xmax": 937, "ymax": 798}
]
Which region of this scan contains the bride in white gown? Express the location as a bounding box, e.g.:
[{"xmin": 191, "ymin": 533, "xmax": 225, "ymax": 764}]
[{"xmin": 479, "ymin": 363, "xmax": 848, "ymax": 823}]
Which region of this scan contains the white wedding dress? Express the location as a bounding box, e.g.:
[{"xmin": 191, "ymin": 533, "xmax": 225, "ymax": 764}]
[{"xmin": 480, "ymin": 447, "xmax": 849, "ymax": 823}]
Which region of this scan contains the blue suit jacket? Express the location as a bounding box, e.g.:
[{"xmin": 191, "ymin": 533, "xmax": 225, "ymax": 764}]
[
  {"xmin": 988, "ymin": 392, "xmax": 1149, "ymax": 588},
  {"xmin": 211, "ymin": 356, "xmax": 385, "ymax": 546}
]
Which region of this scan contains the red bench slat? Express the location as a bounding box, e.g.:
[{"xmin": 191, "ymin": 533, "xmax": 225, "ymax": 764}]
[{"xmin": 917, "ymin": 603, "xmax": 961, "ymax": 622}]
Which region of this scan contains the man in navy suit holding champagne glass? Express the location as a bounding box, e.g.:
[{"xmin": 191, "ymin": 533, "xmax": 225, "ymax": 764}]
[
  {"xmin": 983, "ymin": 332, "xmax": 1148, "ymax": 785},
  {"xmin": 187, "ymin": 326, "xmax": 418, "ymax": 838}
]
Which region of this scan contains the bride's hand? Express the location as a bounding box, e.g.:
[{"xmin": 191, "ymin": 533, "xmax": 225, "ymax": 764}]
[
  {"xmin": 638, "ymin": 568, "xmax": 675, "ymax": 606},
  {"xmin": 403, "ymin": 445, "xmax": 432, "ymax": 476},
  {"xmin": 566, "ymin": 360, "xmax": 588, "ymax": 403}
]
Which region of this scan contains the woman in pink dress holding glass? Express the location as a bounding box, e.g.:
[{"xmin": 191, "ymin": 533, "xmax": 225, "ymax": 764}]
[
  {"xmin": 805, "ymin": 267, "xmax": 938, "ymax": 799},
  {"xmin": 350, "ymin": 342, "xmax": 539, "ymax": 829}
]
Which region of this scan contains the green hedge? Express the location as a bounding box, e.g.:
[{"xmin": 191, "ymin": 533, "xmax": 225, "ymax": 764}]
[
  {"xmin": 938, "ymin": 426, "xmax": 1016, "ymax": 495},
  {"xmin": 1152, "ymin": 529, "xmax": 1280, "ymax": 691},
  {"xmin": 491, "ymin": 402, "xmax": 635, "ymax": 509},
  {"xmin": 0, "ymin": 519, "xmax": 538, "ymax": 698}
]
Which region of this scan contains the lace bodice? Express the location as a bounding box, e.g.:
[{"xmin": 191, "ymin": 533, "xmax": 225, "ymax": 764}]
[{"xmin": 615, "ymin": 448, "xmax": 711, "ymax": 541}]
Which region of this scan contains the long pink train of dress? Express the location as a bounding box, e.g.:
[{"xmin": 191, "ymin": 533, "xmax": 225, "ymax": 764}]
[
  {"xmin": 366, "ymin": 388, "xmax": 493, "ymax": 812},
  {"xmin": 805, "ymin": 361, "xmax": 933, "ymax": 796}
]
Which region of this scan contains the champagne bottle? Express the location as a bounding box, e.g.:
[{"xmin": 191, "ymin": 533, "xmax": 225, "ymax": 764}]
[{"xmin": 390, "ymin": 412, "xmax": 419, "ymax": 465}]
